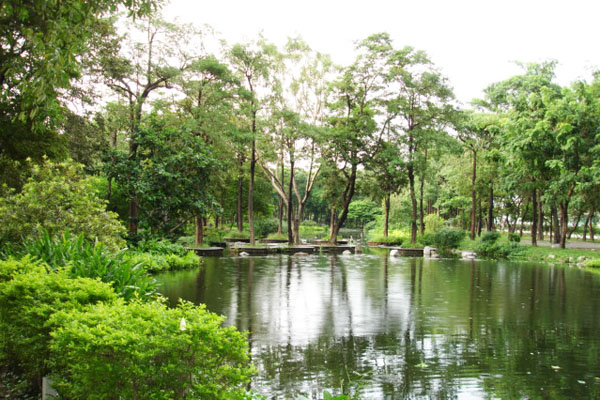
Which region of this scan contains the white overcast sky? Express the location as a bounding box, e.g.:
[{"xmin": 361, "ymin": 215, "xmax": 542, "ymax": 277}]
[{"xmin": 164, "ymin": 0, "xmax": 600, "ymax": 105}]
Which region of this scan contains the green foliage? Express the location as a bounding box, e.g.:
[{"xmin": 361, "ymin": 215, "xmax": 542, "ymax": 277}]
[
  {"xmin": 23, "ymin": 232, "xmax": 157, "ymax": 301},
  {"xmin": 50, "ymin": 299, "xmax": 254, "ymax": 400},
  {"xmin": 431, "ymin": 228, "xmax": 466, "ymax": 250},
  {"xmin": 585, "ymin": 258, "xmax": 600, "ymax": 268},
  {"xmin": 0, "ymin": 159, "xmax": 126, "ymax": 250},
  {"xmin": 480, "ymin": 231, "xmax": 501, "ymax": 243},
  {"xmin": 254, "ymin": 217, "xmax": 279, "ymax": 238},
  {"xmin": 266, "ymin": 232, "xmax": 288, "ymax": 240},
  {"xmin": 225, "ymin": 231, "xmax": 251, "ymax": 240},
  {"xmin": 424, "ymin": 214, "xmax": 445, "ymax": 234},
  {"xmin": 133, "ymin": 237, "xmax": 188, "ymax": 256},
  {"xmin": 476, "ymin": 241, "xmax": 523, "ymax": 259},
  {"xmin": 123, "ymin": 251, "xmax": 202, "ymax": 273},
  {"xmin": 0, "ymin": 256, "xmax": 47, "ymax": 283},
  {"xmin": 0, "ymin": 271, "xmax": 117, "ymax": 385},
  {"xmin": 368, "ymin": 234, "xmax": 404, "ymax": 245},
  {"xmin": 347, "ymin": 200, "xmax": 382, "ymax": 228},
  {"xmin": 508, "ymin": 232, "xmax": 521, "ymax": 243}
]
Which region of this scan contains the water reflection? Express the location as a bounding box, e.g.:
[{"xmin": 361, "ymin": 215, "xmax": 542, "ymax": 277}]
[{"xmin": 156, "ymin": 255, "xmax": 600, "ymax": 399}]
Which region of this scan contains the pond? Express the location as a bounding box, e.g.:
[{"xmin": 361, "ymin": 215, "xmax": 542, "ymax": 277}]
[{"xmin": 156, "ymin": 254, "xmax": 600, "ymax": 399}]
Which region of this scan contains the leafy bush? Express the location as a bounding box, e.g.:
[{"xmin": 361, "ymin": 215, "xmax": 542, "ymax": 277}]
[
  {"xmin": 0, "ymin": 271, "xmax": 117, "ymax": 386},
  {"xmin": 133, "ymin": 237, "xmax": 187, "ymax": 256},
  {"xmin": 368, "ymin": 234, "xmax": 404, "ymax": 245},
  {"xmin": 0, "ymin": 159, "xmax": 125, "ymax": 250},
  {"xmin": 302, "ymin": 220, "xmax": 318, "ymax": 226},
  {"xmin": 431, "ymin": 228, "xmax": 466, "ymax": 250},
  {"xmin": 480, "ymin": 231, "xmax": 501, "ymax": 243},
  {"xmin": 476, "ymin": 241, "xmax": 523, "ymax": 259},
  {"xmin": 424, "ymin": 214, "xmax": 445, "ymax": 234},
  {"xmin": 254, "ymin": 217, "xmax": 279, "ymax": 238},
  {"xmin": 508, "ymin": 232, "xmax": 521, "ymax": 243},
  {"xmin": 266, "ymin": 232, "xmax": 288, "ymax": 240},
  {"xmin": 124, "ymin": 251, "xmax": 202, "ymax": 273},
  {"xmin": 0, "ymin": 255, "xmax": 47, "ymax": 282},
  {"xmin": 50, "ymin": 299, "xmax": 254, "ymax": 400},
  {"xmin": 23, "ymin": 232, "xmax": 157, "ymax": 301},
  {"xmin": 585, "ymin": 258, "xmax": 600, "ymax": 268},
  {"xmin": 225, "ymin": 231, "xmax": 250, "ymax": 240}
]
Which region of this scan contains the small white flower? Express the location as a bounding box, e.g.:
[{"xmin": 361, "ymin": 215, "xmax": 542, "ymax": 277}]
[{"xmin": 179, "ymin": 317, "xmax": 187, "ymax": 331}]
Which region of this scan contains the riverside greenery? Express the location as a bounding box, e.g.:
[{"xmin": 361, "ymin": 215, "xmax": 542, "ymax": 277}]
[{"xmin": 0, "ymin": 257, "xmax": 255, "ymax": 399}]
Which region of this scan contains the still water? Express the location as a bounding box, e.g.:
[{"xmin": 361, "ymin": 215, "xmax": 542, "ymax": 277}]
[{"xmin": 156, "ymin": 254, "xmax": 600, "ymax": 399}]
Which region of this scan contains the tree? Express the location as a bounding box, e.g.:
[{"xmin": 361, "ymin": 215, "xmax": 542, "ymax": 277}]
[
  {"xmin": 99, "ymin": 16, "xmax": 203, "ymax": 236},
  {"xmin": 0, "ymin": 159, "xmax": 126, "ymax": 250},
  {"xmin": 384, "ymin": 44, "xmax": 455, "ymax": 243},
  {"xmin": 325, "ymin": 33, "xmax": 388, "ymax": 244},
  {"xmin": 230, "ymin": 38, "xmax": 278, "ymax": 244}
]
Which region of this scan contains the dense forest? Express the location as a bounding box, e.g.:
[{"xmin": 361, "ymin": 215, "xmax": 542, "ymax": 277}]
[{"xmin": 2, "ymin": 2, "xmax": 600, "ymax": 250}]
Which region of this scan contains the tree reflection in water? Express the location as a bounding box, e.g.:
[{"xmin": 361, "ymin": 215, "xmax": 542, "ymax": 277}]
[{"xmin": 156, "ymin": 254, "xmax": 600, "ymax": 399}]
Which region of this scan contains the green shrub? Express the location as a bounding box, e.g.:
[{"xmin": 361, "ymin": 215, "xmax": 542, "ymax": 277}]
[
  {"xmin": 134, "ymin": 237, "xmax": 187, "ymax": 256},
  {"xmin": 368, "ymin": 234, "xmax": 404, "ymax": 245},
  {"xmin": 585, "ymin": 258, "xmax": 600, "ymax": 268},
  {"xmin": 124, "ymin": 251, "xmax": 202, "ymax": 273},
  {"xmin": 254, "ymin": 218, "xmax": 278, "ymax": 238},
  {"xmin": 0, "ymin": 255, "xmax": 47, "ymax": 282},
  {"xmin": 0, "ymin": 159, "xmax": 125, "ymax": 250},
  {"xmin": 266, "ymin": 232, "xmax": 288, "ymax": 240},
  {"xmin": 424, "ymin": 214, "xmax": 445, "ymax": 234},
  {"xmin": 432, "ymin": 228, "xmax": 466, "ymax": 250},
  {"xmin": 0, "ymin": 271, "xmax": 117, "ymax": 386},
  {"xmin": 225, "ymin": 231, "xmax": 251, "ymax": 240},
  {"xmin": 302, "ymin": 220, "xmax": 318, "ymax": 226},
  {"xmin": 476, "ymin": 241, "xmax": 523, "ymax": 259},
  {"xmin": 480, "ymin": 231, "xmax": 501, "ymax": 243},
  {"xmin": 23, "ymin": 232, "xmax": 157, "ymax": 301},
  {"xmin": 50, "ymin": 299, "xmax": 254, "ymax": 400},
  {"xmin": 508, "ymin": 232, "xmax": 521, "ymax": 243}
]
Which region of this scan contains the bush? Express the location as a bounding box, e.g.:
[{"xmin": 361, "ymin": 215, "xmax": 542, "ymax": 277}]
[
  {"xmin": 0, "ymin": 271, "xmax": 117, "ymax": 386},
  {"xmin": 267, "ymin": 232, "xmax": 288, "ymax": 240},
  {"xmin": 50, "ymin": 299, "xmax": 254, "ymax": 400},
  {"xmin": 480, "ymin": 231, "xmax": 501, "ymax": 243},
  {"xmin": 585, "ymin": 258, "xmax": 600, "ymax": 268},
  {"xmin": 368, "ymin": 234, "xmax": 404, "ymax": 245},
  {"xmin": 424, "ymin": 214, "xmax": 445, "ymax": 234},
  {"xmin": 0, "ymin": 159, "xmax": 125, "ymax": 250},
  {"xmin": 0, "ymin": 255, "xmax": 47, "ymax": 282},
  {"xmin": 476, "ymin": 241, "xmax": 523, "ymax": 259},
  {"xmin": 508, "ymin": 232, "xmax": 521, "ymax": 243},
  {"xmin": 254, "ymin": 218, "xmax": 279, "ymax": 238},
  {"xmin": 432, "ymin": 228, "xmax": 466, "ymax": 250},
  {"xmin": 124, "ymin": 251, "xmax": 202, "ymax": 273},
  {"xmin": 133, "ymin": 237, "xmax": 187, "ymax": 256},
  {"xmin": 23, "ymin": 232, "xmax": 157, "ymax": 301},
  {"xmin": 225, "ymin": 231, "xmax": 250, "ymax": 240}
]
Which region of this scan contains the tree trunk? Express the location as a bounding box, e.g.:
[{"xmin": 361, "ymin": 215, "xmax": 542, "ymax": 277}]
[
  {"xmin": 419, "ymin": 177, "xmax": 425, "ymax": 235},
  {"xmin": 329, "ymin": 208, "xmax": 336, "ymax": 240},
  {"xmin": 583, "ymin": 215, "xmax": 590, "ymax": 241},
  {"xmin": 408, "ymin": 164, "xmax": 418, "ymax": 244},
  {"xmin": 277, "ymin": 161, "xmax": 284, "ymax": 235},
  {"xmin": 537, "ymin": 193, "xmax": 544, "ymax": 240},
  {"xmin": 591, "ymin": 211, "xmax": 595, "ymax": 241},
  {"xmin": 330, "ymin": 165, "xmax": 357, "ymax": 245},
  {"xmin": 470, "ymin": 150, "xmax": 477, "ymax": 240},
  {"xmin": 559, "ymin": 202, "xmax": 569, "ymax": 249},
  {"xmin": 287, "ymin": 159, "xmax": 295, "ymax": 245},
  {"xmin": 487, "ymin": 184, "xmax": 494, "ymax": 231},
  {"xmin": 195, "ymin": 214, "xmax": 204, "ymax": 246},
  {"xmin": 478, "ymin": 198, "xmax": 483, "ymax": 237},
  {"xmin": 551, "ymin": 206, "xmax": 561, "ymax": 244},
  {"xmin": 531, "ymin": 189, "xmax": 537, "ymax": 246},
  {"xmin": 383, "ymin": 193, "xmax": 390, "ymax": 237},
  {"xmin": 568, "ymin": 211, "xmax": 583, "ymax": 239},
  {"xmin": 248, "ymin": 139, "xmax": 256, "ymax": 244},
  {"xmin": 520, "ymin": 199, "xmax": 530, "ymax": 237},
  {"xmin": 236, "ymin": 159, "xmax": 244, "ymax": 232}
]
